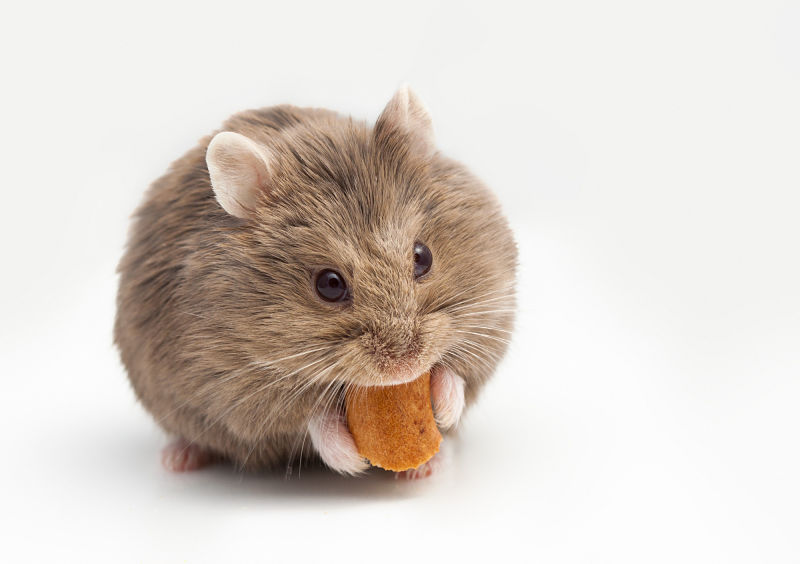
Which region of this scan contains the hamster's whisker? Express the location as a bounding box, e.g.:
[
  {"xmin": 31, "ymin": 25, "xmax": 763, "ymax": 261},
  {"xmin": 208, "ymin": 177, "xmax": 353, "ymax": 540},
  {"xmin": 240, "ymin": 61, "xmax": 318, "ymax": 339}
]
[
  {"xmin": 423, "ymin": 283, "xmax": 503, "ymax": 313},
  {"xmin": 451, "ymin": 308, "xmax": 517, "ymax": 318},
  {"xmin": 244, "ymin": 354, "xmax": 333, "ymax": 393},
  {"xmin": 441, "ymin": 291, "xmax": 515, "ymax": 313},
  {"xmin": 456, "ymin": 340, "xmax": 499, "ymax": 361},
  {"xmin": 284, "ymin": 357, "xmax": 355, "ymax": 476},
  {"xmin": 452, "ymin": 351, "xmax": 494, "ymax": 373},
  {"xmin": 452, "ymin": 329, "xmax": 512, "ymax": 346},
  {"xmin": 459, "ymin": 324, "xmax": 514, "ymax": 334},
  {"xmin": 458, "ymin": 337, "xmax": 504, "ymax": 358},
  {"xmin": 282, "ymin": 353, "xmax": 347, "ymax": 403},
  {"xmin": 442, "ymin": 348, "xmax": 493, "ymax": 373},
  {"xmin": 151, "ymin": 347, "xmax": 322, "ymax": 428},
  {"xmin": 427, "ymin": 284, "xmax": 513, "ymax": 313},
  {"xmin": 438, "ymin": 357, "xmax": 473, "ymax": 378},
  {"xmin": 278, "ymin": 361, "xmax": 340, "ymax": 417},
  {"xmin": 292, "ymin": 370, "xmax": 347, "ymax": 476},
  {"xmin": 240, "ymin": 359, "xmax": 343, "ymax": 471},
  {"xmin": 183, "ymin": 355, "xmax": 333, "ymax": 452},
  {"xmin": 161, "ymin": 343, "xmax": 330, "ymax": 427},
  {"xmin": 441, "ymin": 280, "xmax": 513, "ymax": 305},
  {"xmin": 446, "ymin": 294, "xmax": 515, "ymax": 311},
  {"xmin": 179, "ymin": 310, "xmax": 209, "ymax": 320},
  {"xmin": 449, "ymin": 340, "xmax": 501, "ymax": 370},
  {"xmin": 267, "ymin": 355, "xmax": 344, "ymax": 433},
  {"xmin": 427, "ymin": 284, "xmax": 498, "ymax": 309},
  {"xmin": 249, "ymin": 345, "xmax": 333, "ymax": 369}
]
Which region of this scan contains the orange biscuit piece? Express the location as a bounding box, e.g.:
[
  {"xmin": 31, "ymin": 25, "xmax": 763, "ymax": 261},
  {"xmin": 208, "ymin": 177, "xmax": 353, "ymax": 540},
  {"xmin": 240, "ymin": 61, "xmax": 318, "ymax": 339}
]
[{"xmin": 346, "ymin": 372, "xmax": 442, "ymax": 472}]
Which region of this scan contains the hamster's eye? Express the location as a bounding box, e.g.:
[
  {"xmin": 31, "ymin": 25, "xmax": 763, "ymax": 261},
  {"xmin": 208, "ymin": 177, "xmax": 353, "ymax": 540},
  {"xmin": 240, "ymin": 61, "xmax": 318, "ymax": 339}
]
[
  {"xmin": 315, "ymin": 269, "xmax": 349, "ymax": 302},
  {"xmin": 413, "ymin": 242, "xmax": 433, "ymax": 279}
]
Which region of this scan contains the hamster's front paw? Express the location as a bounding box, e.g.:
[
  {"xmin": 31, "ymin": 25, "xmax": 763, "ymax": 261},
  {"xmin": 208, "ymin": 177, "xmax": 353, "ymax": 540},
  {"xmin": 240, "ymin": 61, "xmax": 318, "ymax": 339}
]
[
  {"xmin": 308, "ymin": 409, "xmax": 369, "ymax": 476},
  {"xmin": 161, "ymin": 439, "xmax": 215, "ymax": 472},
  {"xmin": 431, "ymin": 366, "xmax": 466, "ymax": 430}
]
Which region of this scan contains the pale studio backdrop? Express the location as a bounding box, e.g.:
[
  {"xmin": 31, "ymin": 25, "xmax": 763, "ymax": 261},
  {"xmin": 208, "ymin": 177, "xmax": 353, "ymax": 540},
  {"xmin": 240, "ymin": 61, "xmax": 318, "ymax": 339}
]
[{"xmin": 1, "ymin": 1, "xmax": 799, "ymax": 562}]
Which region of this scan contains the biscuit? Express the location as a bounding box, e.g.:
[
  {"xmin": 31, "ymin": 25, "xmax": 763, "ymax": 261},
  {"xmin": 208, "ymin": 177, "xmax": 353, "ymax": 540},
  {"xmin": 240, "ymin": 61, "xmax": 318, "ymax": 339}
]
[{"xmin": 346, "ymin": 372, "xmax": 442, "ymax": 472}]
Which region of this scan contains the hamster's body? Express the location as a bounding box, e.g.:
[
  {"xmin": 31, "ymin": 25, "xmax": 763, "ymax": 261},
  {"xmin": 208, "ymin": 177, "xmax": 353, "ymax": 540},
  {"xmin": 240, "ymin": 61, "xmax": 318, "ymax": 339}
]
[{"xmin": 115, "ymin": 89, "xmax": 516, "ymax": 475}]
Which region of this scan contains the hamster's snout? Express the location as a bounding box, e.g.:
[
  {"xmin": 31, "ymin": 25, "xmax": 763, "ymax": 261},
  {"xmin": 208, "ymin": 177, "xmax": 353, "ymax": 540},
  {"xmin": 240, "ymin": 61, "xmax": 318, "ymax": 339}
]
[{"xmin": 359, "ymin": 320, "xmax": 426, "ymax": 384}]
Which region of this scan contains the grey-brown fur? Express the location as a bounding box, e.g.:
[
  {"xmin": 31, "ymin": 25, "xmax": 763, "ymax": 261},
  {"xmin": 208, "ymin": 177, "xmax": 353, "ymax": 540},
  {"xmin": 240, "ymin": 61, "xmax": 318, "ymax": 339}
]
[{"xmin": 114, "ymin": 95, "xmax": 517, "ymax": 471}]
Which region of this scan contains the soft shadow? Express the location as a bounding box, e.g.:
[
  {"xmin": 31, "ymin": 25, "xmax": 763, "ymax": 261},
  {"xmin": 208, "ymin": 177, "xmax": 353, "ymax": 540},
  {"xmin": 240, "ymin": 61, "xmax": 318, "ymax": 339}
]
[{"xmin": 83, "ymin": 422, "xmax": 446, "ymax": 508}]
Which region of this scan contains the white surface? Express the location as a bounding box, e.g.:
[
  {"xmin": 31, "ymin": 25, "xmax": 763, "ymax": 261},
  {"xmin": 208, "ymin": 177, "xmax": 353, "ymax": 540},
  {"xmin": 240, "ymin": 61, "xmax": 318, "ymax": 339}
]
[{"xmin": 2, "ymin": 1, "xmax": 799, "ymax": 562}]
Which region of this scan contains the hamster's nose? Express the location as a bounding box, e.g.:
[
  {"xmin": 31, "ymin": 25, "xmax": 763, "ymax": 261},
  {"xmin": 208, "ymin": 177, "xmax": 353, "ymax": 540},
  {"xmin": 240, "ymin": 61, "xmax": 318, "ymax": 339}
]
[{"xmin": 360, "ymin": 320, "xmax": 423, "ymax": 374}]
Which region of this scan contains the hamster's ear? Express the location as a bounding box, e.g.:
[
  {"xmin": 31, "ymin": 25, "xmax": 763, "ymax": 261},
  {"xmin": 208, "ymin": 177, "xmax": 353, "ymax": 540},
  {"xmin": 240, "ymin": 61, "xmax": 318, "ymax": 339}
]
[
  {"xmin": 374, "ymin": 85, "xmax": 435, "ymax": 158},
  {"xmin": 206, "ymin": 131, "xmax": 273, "ymax": 219}
]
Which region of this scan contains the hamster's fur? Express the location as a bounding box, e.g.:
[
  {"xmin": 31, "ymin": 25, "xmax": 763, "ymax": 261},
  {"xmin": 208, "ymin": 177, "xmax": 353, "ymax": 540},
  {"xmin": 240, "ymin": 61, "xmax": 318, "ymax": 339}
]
[{"xmin": 114, "ymin": 87, "xmax": 517, "ymax": 475}]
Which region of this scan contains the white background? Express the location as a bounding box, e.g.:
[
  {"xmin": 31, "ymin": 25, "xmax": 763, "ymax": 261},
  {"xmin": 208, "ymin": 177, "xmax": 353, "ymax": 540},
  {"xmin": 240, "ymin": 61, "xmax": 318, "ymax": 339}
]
[{"xmin": 1, "ymin": 1, "xmax": 799, "ymax": 562}]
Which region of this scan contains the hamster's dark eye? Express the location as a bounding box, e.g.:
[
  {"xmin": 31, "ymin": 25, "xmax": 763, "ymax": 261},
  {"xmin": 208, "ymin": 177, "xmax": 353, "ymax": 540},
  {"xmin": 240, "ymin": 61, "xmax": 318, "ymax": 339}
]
[
  {"xmin": 315, "ymin": 269, "xmax": 349, "ymax": 302},
  {"xmin": 413, "ymin": 242, "xmax": 433, "ymax": 279}
]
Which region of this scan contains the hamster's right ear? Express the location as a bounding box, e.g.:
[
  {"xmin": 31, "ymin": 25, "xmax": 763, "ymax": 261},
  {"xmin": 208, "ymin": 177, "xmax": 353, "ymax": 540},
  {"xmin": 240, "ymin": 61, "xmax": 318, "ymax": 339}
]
[
  {"xmin": 206, "ymin": 132, "xmax": 273, "ymax": 219},
  {"xmin": 374, "ymin": 85, "xmax": 436, "ymax": 158}
]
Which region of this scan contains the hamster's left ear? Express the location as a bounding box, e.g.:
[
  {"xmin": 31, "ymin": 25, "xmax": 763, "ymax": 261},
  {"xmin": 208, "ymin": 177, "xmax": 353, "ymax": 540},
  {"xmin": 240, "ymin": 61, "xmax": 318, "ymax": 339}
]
[
  {"xmin": 374, "ymin": 85, "xmax": 436, "ymax": 158},
  {"xmin": 206, "ymin": 132, "xmax": 273, "ymax": 219}
]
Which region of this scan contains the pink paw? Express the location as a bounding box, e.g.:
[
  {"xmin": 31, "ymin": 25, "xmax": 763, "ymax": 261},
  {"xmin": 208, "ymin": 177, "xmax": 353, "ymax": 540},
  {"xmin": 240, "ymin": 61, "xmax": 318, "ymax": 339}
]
[
  {"xmin": 431, "ymin": 366, "xmax": 466, "ymax": 430},
  {"xmin": 396, "ymin": 450, "xmax": 445, "ymax": 480},
  {"xmin": 161, "ymin": 439, "xmax": 215, "ymax": 472},
  {"xmin": 308, "ymin": 410, "xmax": 369, "ymax": 476}
]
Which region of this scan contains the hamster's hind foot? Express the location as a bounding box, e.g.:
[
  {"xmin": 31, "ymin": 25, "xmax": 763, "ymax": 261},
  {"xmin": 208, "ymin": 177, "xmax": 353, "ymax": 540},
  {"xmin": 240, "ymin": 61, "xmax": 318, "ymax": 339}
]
[
  {"xmin": 396, "ymin": 448, "xmax": 446, "ymax": 480},
  {"xmin": 161, "ymin": 439, "xmax": 216, "ymax": 472}
]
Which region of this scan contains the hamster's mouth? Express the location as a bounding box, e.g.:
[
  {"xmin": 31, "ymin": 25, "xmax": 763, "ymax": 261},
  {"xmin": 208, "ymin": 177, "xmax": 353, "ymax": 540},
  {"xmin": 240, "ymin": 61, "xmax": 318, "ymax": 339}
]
[{"xmin": 368, "ymin": 362, "xmax": 437, "ymax": 388}]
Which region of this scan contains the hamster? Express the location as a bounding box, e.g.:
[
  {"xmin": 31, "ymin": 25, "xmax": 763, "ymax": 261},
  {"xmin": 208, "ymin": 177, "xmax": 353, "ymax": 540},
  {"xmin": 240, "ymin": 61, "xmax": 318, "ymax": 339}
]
[{"xmin": 114, "ymin": 87, "xmax": 517, "ymax": 477}]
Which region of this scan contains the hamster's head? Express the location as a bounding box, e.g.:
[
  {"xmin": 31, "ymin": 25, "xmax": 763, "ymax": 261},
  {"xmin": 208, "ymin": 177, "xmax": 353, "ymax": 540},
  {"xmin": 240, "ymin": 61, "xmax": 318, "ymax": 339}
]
[{"xmin": 200, "ymin": 87, "xmax": 516, "ymax": 411}]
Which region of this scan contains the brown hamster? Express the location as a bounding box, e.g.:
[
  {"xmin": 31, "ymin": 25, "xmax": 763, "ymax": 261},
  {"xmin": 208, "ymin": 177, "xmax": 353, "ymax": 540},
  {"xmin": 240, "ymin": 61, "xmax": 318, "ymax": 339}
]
[{"xmin": 114, "ymin": 87, "xmax": 517, "ymax": 477}]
